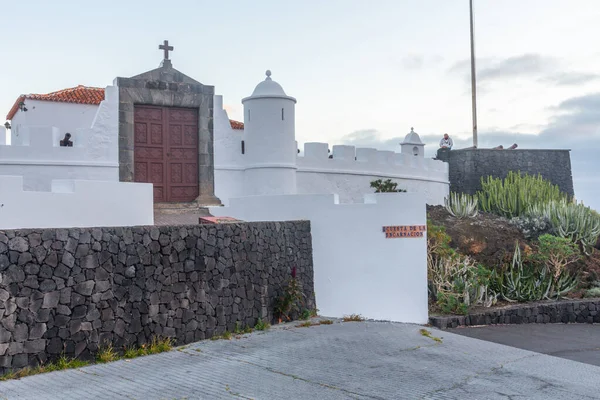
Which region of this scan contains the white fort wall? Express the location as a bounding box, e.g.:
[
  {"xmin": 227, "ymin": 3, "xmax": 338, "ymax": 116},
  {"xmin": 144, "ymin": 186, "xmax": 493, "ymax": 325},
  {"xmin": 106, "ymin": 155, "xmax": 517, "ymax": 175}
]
[
  {"xmin": 213, "ymin": 95, "xmax": 246, "ymax": 203},
  {"xmin": 297, "ymin": 142, "xmax": 449, "ymax": 205},
  {"xmin": 211, "ymin": 193, "xmax": 429, "ymax": 323},
  {"xmin": 0, "ymin": 176, "xmax": 153, "ymax": 229},
  {"xmin": 1, "ymin": 86, "xmax": 119, "ymax": 191}
]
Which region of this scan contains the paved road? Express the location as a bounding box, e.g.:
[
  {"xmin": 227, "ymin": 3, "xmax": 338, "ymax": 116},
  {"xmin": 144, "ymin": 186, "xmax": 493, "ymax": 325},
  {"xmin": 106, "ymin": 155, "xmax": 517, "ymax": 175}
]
[
  {"xmin": 451, "ymin": 323, "xmax": 600, "ymax": 367},
  {"xmin": 1, "ymin": 321, "xmax": 599, "ymax": 400}
]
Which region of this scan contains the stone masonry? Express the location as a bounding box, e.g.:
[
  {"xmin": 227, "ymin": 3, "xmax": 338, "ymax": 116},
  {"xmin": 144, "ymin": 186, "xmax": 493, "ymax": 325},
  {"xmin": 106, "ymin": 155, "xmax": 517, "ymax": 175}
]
[
  {"xmin": 430, "ymin": 299, "xmax": 600, "ymax": 329},
  {"xmin": 0, "ymin": 221, "xmax": 314, "ymax": 373},
  {"xmin": 436, "ymin": 149, "xmax": 574, "ymax": 197}
]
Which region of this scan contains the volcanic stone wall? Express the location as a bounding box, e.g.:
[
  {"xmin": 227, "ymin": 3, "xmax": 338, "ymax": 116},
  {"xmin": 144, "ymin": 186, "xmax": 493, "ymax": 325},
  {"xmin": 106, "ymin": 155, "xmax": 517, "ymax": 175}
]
[
  {"xmin": 0, "ymin": 221, "xmax": 314, "ymax": 372},
  {"xmin": 430, "ymin": 299, "xmax": 600, "ymax": 329},
  {"xmin": 436, "ymin": 148, "xmax": 574, "ymax": 197}
]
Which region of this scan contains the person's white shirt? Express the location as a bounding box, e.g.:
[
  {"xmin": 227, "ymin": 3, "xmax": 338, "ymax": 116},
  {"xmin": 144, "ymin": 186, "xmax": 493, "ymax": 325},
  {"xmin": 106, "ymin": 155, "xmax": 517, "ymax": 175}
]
[{"xmin": 439, "ymin": 137, "xmax": 453, "ymax": 149}]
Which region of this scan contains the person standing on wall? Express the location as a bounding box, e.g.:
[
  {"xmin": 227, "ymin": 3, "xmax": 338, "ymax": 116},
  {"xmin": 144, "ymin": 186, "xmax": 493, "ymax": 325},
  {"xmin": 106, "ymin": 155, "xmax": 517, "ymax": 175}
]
[{"xmin": 439, "ymin": 133, "xmax": 453, "ymax": 150}]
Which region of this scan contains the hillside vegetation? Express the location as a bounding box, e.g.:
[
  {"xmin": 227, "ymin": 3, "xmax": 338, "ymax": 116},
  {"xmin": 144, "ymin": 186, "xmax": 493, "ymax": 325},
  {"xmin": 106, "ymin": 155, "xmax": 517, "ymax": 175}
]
[{"xmin": 426, "ymin": 172, "xmax": 600, "ymax": 315}]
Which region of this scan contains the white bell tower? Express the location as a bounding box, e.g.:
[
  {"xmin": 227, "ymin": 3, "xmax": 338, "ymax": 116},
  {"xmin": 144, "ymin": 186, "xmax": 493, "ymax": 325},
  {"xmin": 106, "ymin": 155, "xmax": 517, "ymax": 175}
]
[{"xmin": 241, "ymin": 70, "xmax": 297, "ymax": 196}]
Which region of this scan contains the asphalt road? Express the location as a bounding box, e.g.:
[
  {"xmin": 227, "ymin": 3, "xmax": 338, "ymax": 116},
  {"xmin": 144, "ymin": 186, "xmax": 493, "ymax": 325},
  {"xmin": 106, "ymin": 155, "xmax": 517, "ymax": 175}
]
[
  {"xmin": 451, "ymin": 323, "xmax": 600, "ymax": 367},
  {"xmin": 1, "ymin": 320, "xmax": 600, "ymax": 399}
]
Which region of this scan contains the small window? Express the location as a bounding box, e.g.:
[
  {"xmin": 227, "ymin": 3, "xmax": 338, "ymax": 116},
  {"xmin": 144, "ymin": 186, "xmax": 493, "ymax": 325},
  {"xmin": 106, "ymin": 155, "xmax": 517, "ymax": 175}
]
[
  {"xmin": 413, "ymin": 146, "xmax": 419, "ymax": 156},
  {"xmin": 241, "ymin": 140, "xmax": 245, "ymax": 154},
  {"xmin": 248, "ymin": 109, "xmax": 251, "ymax": 121},
  {"xmin": 282, "ymin": 108, "xmax": 285, "ymax": 120}
]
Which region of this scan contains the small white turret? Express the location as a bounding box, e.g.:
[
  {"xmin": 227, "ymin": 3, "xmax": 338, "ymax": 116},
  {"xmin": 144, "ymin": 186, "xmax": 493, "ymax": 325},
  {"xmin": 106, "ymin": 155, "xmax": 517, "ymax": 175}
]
[
  {"xmin": 241, "ymin": 70, "xmax": 297, "ymax": 196},
  {"xmin": 400, "ymin": 127, "xmax": 425, "ymax": 157}
]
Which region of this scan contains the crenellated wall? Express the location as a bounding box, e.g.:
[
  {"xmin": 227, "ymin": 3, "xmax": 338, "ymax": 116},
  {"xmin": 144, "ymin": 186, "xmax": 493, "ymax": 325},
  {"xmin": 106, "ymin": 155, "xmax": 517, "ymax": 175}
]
[
  {"xmin": 214, "ymin": 135, "xmax": 450, "ymax": 205},
  {"xmin": 296, "ymin": 143, "xmax": 449, "ymax": 205},
  {"xmin": 1, "ymin": 87, "xmax": 119, "ymax": 192}
]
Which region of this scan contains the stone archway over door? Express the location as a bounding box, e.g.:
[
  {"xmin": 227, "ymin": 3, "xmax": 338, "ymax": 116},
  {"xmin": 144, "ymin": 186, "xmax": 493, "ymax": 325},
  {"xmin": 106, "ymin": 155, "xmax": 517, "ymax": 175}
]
[{"xmin": 134, "ymin": 105, "xmax": 199, "ymax": 202}]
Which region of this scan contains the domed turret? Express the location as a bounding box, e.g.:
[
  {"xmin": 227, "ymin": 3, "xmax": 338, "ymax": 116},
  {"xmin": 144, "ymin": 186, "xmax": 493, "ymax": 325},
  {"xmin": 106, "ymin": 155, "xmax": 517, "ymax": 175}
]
[
  {"xmin": 241, "ymin": 71, "xmax": 297, "ymax": 196},
  {"xmin": 400, "ymin": 127, "xmax": 425, "ymax": 157}
]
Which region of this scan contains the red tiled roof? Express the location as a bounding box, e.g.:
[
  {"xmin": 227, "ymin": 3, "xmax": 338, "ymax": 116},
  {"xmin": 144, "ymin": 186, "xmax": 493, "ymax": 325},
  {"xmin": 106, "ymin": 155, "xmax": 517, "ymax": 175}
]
[
  {"xmin": 230, "ymin": 119, "xmax": 244, "ymax": 130},
  {"xmin": 6, "ymin": 85, "xmax": 247, "ymax": 132},
  {"xmin": 6, "ymin": 85, "xmax": 105, "ymax": 120}
]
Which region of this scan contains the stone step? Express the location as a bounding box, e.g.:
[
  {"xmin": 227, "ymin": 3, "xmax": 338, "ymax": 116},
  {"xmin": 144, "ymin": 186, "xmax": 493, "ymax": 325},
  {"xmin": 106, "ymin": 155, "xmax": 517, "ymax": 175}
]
[{"xmin": 154, "ymin": 202, "xmax": 212, "ymax": 216}]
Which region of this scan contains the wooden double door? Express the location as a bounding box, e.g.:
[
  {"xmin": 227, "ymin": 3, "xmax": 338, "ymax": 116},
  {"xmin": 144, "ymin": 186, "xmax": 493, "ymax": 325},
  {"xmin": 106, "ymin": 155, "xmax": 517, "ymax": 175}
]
[{"xmin": 133, "ymin": 105, "xmax": 199, "ymax": 202}]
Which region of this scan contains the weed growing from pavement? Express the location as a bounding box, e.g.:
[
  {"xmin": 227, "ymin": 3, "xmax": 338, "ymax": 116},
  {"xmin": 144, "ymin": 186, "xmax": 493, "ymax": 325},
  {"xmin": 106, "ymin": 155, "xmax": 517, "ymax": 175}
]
[
  {"xmin": 96, "ymin": 343, "xmax": 119, "ymax": 363},
  {"xmin": 0, "ymin": 355, "xmax": 89, "ymax": 381},
  {"xmin": 342, "ymin": 314, "xmax": 365, "ymax": 322},
  {"xmin": 254, "ymin": 319, "xmax": 271, "ymax": 331},
  {"xmin": 419, "ymin": 329, "xmax": 443, "ymax": 343}
]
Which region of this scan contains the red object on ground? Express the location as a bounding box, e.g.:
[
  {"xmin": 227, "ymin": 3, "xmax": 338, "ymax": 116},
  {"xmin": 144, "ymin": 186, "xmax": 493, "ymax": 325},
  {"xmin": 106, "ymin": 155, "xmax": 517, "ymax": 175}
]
[{"xmin": 199, "ymin": 216, "xmax": 243, "ymax": 224}]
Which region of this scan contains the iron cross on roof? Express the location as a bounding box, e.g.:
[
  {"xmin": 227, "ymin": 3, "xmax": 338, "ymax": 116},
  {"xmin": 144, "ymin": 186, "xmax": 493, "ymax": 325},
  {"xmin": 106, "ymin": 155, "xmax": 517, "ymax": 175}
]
[{"xmin": 159, "ymin": 40, "xmax": 174, "ymax": 60}]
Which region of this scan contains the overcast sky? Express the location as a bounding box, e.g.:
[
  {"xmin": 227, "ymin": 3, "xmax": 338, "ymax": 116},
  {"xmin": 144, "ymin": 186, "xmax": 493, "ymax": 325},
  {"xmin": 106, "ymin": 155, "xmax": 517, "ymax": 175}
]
[{"xmin": 2, "ymin": 0, "xmax": 599, "ymax": 209}]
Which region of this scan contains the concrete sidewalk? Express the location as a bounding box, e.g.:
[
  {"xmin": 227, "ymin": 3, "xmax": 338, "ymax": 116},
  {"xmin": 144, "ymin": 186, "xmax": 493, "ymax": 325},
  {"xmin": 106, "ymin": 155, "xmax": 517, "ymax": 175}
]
[{"xmin": 0, "ymin": 321, "xmax": 599, "ymax": 399}]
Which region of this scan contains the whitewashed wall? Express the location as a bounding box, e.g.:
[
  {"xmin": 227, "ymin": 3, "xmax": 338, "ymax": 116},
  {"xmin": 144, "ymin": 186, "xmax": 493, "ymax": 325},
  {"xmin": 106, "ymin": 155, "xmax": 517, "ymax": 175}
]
[
  {"xmin": 0, "ymin": 127, "xmax": 5, "ymax": 145},
  {"xmin": 0, "ymin": 176, "xmax": 153, "ymax": 229},
  {"xmin": 10, "ymin": 100, "xmax": 98, "ymax": 144},
  {"xmin": 297, "ymin": 143, "xmax": 449, "ymax": 205},
  {"xmin": 0, "ymin": 87, "xmax": 119, "ymax": 191},
  {"xmin": 211, "ymin": 193, "xmax": 428, "ymax": 324},
  {"xmin": 213, "ymin": 95, "xmax": 245, "ymax": 205}
]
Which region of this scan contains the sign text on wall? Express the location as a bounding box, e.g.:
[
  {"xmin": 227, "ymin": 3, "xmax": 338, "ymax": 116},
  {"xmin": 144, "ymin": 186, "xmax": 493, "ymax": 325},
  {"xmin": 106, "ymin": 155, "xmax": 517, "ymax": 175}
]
[{"xmin": 382, "ymin": 225, "xmax": 426, "ymax": 238}]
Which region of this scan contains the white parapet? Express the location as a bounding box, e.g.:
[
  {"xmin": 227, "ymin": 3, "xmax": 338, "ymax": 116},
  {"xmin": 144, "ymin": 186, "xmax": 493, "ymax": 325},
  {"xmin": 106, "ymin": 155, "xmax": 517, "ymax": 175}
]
[
  {"xmin": 210, "ymin": 192, "xmax": 428, "ymax": 324},
  {"xmin": 356, "ymin": 147, "xmax": 377, "ymax": 163},
  {"xmin": 332, "ymin": 145, "xmax": 355, "ymax": 161},
  {"xmin": 304, "ymin": 142, "xmax": 329, "ymax": 159},
  {"xmin": 0, "ymin": 176, "xmax": 154, "ymax": 229}
]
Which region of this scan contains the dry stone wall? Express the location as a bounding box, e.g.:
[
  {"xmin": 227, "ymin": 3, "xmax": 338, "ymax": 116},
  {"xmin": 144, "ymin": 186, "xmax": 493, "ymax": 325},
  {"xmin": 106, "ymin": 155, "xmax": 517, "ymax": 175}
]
[
  {"xmin": 0, "ymin": 221, "xmax": 314, "ymax": 373},
  {"xmin": 430, "ymin": 299, "xmax": 600, "ymax": 329}
]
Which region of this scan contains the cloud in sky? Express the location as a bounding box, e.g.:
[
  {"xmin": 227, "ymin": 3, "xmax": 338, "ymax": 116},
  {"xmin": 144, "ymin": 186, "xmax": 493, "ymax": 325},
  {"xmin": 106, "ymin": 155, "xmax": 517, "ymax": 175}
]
[
  {"xmin": 540, "ymin": 72, "xmax": 600, "ymax": 86},
  {"xmin": 478, "ymin": 54, "xmax": 555, "ymax": 82},
  {"xmin": 338, "ymin": 91, "xmax": 600, "ymax": 209},
  {"xmin": 448, "ymin": 54, "xmax": 597, "ymax": 89}
]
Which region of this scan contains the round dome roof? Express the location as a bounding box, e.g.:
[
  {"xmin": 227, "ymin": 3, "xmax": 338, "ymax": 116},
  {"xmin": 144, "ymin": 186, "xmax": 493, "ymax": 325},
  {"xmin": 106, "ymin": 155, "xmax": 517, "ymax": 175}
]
[
  {"xmin": 242, "ymin": 70, "xmax": 296, "ymax": 103},
  {"xmin": 401, "ymin": 127, "xmax": 424, "ymax": 145},
  {"xmin": 252, "ymin": 70, "xmax": 286, "ymax": 96}
]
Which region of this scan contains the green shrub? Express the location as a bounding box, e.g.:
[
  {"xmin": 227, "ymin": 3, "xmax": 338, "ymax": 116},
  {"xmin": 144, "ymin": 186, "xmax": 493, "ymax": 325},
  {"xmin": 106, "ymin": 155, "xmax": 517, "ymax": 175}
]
[
  {"xmin": 529, "ymin": 200, "xmax": 600, "ymax": 255},
  {"xmin": 534, "ymin": 234, "xmax": 581, "ymax": 279},
  {"xmin": 444, "ymin": 192, "xmax": 478, "ymax": 219},
  {"xmin": 477, "ymin": 172, "xmax": 567, "ymax": 219},
  {"xmin": 436, "ymin": 292, "xmax": 468, "ymax": 315},
  {"xmin": 585, "ymin": 286, "xmax": 600, "ymax": 298},
  {"xmin": 370, "ymin": 179, "xmax": 407, "ymax": 193}
]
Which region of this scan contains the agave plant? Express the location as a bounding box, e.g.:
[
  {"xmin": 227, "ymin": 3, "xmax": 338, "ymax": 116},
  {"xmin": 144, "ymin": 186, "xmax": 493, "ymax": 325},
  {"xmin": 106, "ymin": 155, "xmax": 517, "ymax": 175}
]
[
  {"xmin": 444, "ymin": 192, "xmax": 478, "ymax": 219},
  {"xmin": 501, "ymin": 241, "xmax": 578, "ymax": 302},
  {"xmin": 529, "ymin": 200, "xmax": 600, "ymax": 255}
]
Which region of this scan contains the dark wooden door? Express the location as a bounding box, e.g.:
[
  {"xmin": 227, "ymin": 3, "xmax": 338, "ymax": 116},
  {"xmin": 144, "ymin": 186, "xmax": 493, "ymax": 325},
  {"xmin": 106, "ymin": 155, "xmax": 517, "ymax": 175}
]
[{"xmin": 134, "ymin": 105, "xmax": 199, "ymax": 202}]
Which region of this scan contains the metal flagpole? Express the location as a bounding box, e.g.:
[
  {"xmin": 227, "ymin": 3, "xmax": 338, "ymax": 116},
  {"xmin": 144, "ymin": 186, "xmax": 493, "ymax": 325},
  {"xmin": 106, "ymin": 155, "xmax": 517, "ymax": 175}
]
[{"xmin": 470, "ymin": 0, "xmax": 478, "ymax": 148}]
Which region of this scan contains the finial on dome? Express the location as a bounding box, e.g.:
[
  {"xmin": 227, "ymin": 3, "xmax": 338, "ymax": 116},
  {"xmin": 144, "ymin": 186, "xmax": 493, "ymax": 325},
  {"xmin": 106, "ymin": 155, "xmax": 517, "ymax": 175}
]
[
  {"xmin": 411, "ymin": 127, "xmax": 414, "ymax": 132},
  {"xmin": 265, "ymin": 70, "xmax": 272, "ymax": 81}
]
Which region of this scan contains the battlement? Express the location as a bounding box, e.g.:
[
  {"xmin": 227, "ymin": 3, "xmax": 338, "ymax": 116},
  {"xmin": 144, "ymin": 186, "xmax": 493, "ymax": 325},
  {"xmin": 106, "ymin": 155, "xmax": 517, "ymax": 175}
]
[{"xmin": 298, "ymin": 142, "xmax": 449, "ymax": 176}]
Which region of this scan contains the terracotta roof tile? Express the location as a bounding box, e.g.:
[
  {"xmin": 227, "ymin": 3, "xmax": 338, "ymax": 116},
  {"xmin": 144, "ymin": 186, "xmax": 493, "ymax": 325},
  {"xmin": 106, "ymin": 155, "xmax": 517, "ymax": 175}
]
[
  {"xmin": 6, "ymin": 85, "xmax": 246, "ymax": 132},
  {"xmin": 230, "ymin": 120, "xmax": 244, "ymax": 130},
  {"xmin": 6, "ymin": 85, "xmax": 105, "ymax": 120}
]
